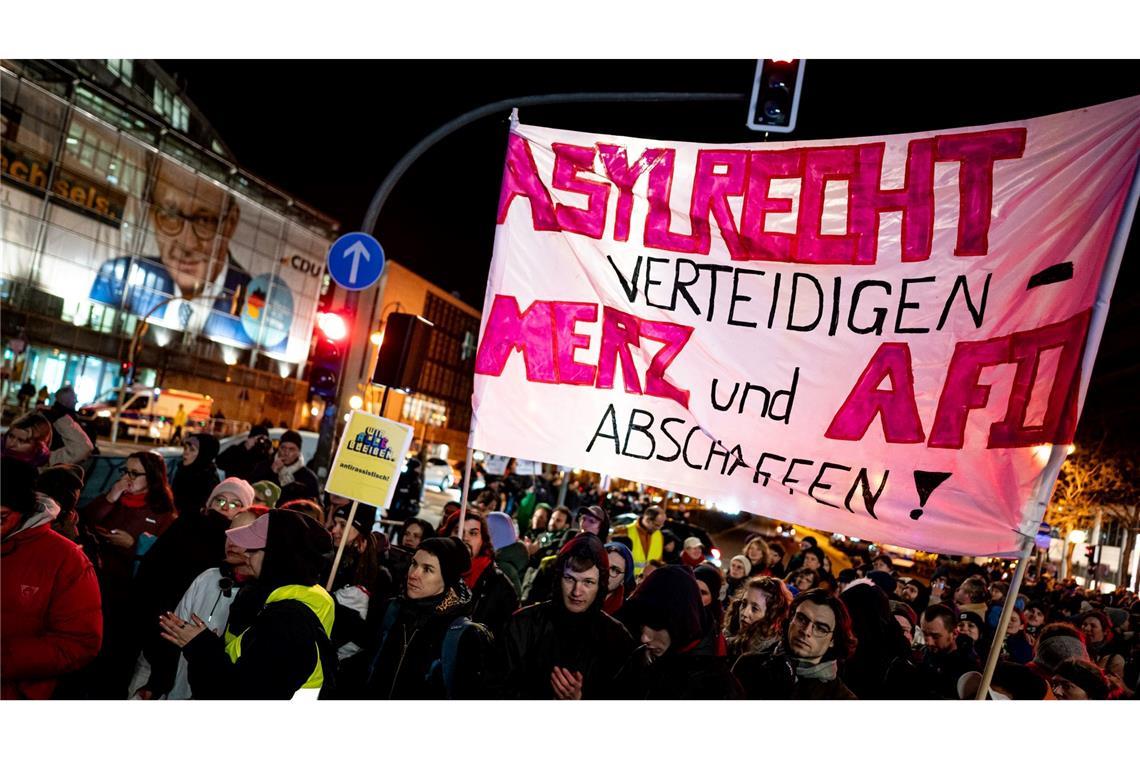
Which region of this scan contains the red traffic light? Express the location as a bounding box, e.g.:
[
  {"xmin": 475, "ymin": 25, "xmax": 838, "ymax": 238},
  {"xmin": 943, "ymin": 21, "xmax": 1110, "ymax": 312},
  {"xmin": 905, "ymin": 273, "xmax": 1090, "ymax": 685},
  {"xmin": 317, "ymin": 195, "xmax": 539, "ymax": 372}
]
[{"xmin": 316, "ymin": 312, "xmax": 348, "ymax": 341}]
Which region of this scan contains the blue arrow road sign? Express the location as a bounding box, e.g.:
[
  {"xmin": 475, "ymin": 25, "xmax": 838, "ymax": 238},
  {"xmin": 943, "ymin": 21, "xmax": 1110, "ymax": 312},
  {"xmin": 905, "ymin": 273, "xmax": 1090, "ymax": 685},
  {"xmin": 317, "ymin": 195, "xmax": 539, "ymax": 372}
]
[{"xmin": 327, "ymin": 232, "xmax": 385, "ymax": 290}]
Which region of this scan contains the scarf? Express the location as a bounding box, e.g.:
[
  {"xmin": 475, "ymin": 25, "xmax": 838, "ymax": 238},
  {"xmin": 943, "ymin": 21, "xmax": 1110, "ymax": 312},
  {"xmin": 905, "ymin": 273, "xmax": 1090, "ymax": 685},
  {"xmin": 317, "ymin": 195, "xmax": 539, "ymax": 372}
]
[
  {"xmin": 603, "ymin": 586, "xmax": 625, "ymax": 615},
  {"xmin": 462, "ymin": 554, "xmax": 492, "ymax": 590},
  {"xmin": 276, "ymin": 454, "xmax": 306, "ymax": 486},
  {"xmin": 120, "ymin": 490, "xmax": 149, "ymax": 509},
  {"xmin": 794, "ymin": 658, "xmax": 839, "ymax": 682}
]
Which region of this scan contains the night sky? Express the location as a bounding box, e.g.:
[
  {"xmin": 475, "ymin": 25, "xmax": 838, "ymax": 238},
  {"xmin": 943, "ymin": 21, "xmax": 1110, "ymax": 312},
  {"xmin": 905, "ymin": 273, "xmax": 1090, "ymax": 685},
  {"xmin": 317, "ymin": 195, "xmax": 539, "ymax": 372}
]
[{"xmin": 157, "ymin": 59, "xmax": 1140, "ymax": 440}]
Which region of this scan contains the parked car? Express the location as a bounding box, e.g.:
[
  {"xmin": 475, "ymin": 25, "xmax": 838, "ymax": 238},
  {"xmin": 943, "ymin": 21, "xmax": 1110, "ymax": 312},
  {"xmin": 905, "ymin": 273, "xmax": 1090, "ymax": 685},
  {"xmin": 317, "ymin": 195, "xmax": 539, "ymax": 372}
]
[
  {"xmin": 155, "ymin": 427, "xmax": 320, "ymax": 466},
  {"xmin": 79, "ymin": 385, "xmax": 212, "ymax": 440},
  {"xmin": 423, "ymin": 457, "xmax": 460, "ymax": 491}
]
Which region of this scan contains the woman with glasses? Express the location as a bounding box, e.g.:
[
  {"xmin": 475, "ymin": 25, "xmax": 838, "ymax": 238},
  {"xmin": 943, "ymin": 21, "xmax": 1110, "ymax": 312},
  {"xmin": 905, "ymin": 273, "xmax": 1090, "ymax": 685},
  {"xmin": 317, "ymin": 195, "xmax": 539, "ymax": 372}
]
[
  {"xmin": 603, "ymin": 541, "xmax": 635, "ymax": 615},
  {"xmin": 84, "ymin": 452, "xmax": 177, "ymax": 588},
  {"xmin": 171, "ymin": 433, "xmax": 220, "ymax": 515},
  {"xmin": 80, "ymin": 451, "xmax": 176, "ymax": 697}
]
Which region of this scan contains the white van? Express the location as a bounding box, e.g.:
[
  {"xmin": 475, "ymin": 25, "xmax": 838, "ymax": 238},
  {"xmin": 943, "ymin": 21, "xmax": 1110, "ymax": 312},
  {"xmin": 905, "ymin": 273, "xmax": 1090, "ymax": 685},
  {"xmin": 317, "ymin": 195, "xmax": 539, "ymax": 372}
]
[{"xmin": 80, "ymin": 386, "xmax": 212, "ymax": 440}]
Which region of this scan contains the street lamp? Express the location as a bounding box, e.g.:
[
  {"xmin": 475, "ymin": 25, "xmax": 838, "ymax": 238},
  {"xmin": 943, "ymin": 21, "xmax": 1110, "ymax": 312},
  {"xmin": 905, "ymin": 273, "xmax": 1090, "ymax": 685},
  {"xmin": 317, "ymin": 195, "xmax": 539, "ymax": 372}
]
[{"xmin": 1069, "ymin": 529, "xmax": 1088, "ymax": 544}]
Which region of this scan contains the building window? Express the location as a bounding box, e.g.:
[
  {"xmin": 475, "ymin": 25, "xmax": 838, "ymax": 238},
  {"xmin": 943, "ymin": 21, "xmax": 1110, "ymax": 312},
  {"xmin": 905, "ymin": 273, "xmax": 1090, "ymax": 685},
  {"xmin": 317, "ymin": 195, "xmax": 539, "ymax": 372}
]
[
  {"xmin": 152, "ymin": 82, "xmax": 189, "ymax": 132},
  {"xmin": 105, "ymin": 59, "xmax": 133, "ymax": 85}
]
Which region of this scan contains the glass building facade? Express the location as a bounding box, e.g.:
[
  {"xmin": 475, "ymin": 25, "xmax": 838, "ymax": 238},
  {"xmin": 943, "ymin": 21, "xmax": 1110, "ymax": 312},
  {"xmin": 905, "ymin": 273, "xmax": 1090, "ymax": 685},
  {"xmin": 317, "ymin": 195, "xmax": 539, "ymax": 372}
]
[{"xmin": 1, "ymin": 60, "xmax": 339, "ymax": 425}]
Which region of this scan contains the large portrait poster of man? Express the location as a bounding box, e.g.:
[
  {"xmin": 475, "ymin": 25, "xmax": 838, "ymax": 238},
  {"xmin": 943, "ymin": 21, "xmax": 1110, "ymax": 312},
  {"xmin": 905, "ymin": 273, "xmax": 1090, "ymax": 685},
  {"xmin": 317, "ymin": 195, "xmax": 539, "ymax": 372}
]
[
  {"xmin": 83, "ymin": 155, "xmax": 324, "ymax": 360},
  {"xmin": 1, "ymin": 76, "xmax": 326, "ymax": 366}
]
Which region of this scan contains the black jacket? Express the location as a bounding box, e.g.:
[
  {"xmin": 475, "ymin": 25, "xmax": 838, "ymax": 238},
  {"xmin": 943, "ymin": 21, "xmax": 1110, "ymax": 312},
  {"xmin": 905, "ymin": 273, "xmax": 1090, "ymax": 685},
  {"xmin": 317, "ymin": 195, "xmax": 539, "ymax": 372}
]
[
  {"xmin": 468, "ymin": 561, "xmax": 519, "ymax": 638},
  {"xmin": 216, "ymin": 439, "xmax": 272, "ymax": 482},
  {"xmin": 363, "ymin": 585, "xmax": 493, "ymax": 699},
  {"xmin": 633, "ymin": 635, "xmax": 744, "ymax": 700},
  {"xmin": 620, "ymin": 565, "xmax": 743, "ymax": 699},
  {"xmin": 180, "ymin": 511, "xmax": 334, "ymax": 699},
  {"xmin": 171, "ymin": 467, "xmax": 220, "ymax": 518},
  {"xmin": 732, "ymin": 645, "xmax": 857, "ymax": 700},
  {"xmin": 839, "ymin": 583, "xmax": 922, "ymax": 699},
  {"xmin": 914, "ymin": 640, "xmax": 982, "ymax": 699},
  {"xmin": 387, "ymin": 469, "xmax": 422, "ymax": 521},
  {"xmin": 133, "ymin": 509, "xmax": 231, "ymax": 694},
  {"xmin": 183, "ymin": 595, "xmax": 335, "ymax": 699},
  {"xmin": 495, "ymin": 600, "xmax": 636, "ymax": 699},
  {"xmin": 249, "ymin": 459, "xmax": 321, "ymax": 503}
]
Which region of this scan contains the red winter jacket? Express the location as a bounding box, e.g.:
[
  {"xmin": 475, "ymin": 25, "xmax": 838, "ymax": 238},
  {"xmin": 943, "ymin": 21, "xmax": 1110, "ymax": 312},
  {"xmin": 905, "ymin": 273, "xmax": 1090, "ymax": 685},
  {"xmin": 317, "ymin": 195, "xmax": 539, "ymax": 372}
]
[{"xmin": 2, "ymin": 518, "xmax": 103, "ymax": 699}]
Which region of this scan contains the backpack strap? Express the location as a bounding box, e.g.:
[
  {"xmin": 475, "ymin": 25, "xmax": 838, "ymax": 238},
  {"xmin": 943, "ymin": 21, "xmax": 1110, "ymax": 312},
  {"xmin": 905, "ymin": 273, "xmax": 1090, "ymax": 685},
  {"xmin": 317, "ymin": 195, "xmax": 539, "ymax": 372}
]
[
  {"xmin": 366, "ymin": 600, "xmax": 401, "ymax": 683},
  {"xmin": 427, "ymin": 617, "xmax": 488, "ymax": 699}
]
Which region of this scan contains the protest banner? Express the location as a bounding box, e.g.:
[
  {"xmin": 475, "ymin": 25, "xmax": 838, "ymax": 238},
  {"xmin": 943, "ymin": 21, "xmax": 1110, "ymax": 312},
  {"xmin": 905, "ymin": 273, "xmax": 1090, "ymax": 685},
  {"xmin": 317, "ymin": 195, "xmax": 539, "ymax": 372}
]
[
  {"xmin": 325, "ymin": 411, "xmax": 413, "ymax": 589},
  {"xmin": 470, "ymin": 95, "xmax": 1140, "ymax": 558}
]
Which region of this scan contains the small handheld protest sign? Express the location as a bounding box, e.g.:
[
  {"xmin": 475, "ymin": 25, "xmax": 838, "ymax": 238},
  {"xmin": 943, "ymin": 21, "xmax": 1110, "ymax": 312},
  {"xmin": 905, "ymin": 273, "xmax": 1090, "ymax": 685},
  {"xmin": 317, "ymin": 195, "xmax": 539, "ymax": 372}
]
[
  {"xmin": 325, "ymin": 412, "xmax": 413, "ymax": 590},
  {"xmin": 325, "ymin": 411, "xmax": 414, "ymax": 512}
]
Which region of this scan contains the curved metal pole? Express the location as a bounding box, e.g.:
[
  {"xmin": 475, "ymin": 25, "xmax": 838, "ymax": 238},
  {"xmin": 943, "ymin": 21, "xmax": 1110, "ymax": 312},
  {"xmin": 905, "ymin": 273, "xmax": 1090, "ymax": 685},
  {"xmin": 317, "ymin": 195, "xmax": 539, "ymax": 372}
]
[
  {"xmin": 110, "ymin": 293, "xmax": 219, "ymax": 443},
  {"xmin": 363, "ymin": 91, "xmax": 746, "ymax": 234}
]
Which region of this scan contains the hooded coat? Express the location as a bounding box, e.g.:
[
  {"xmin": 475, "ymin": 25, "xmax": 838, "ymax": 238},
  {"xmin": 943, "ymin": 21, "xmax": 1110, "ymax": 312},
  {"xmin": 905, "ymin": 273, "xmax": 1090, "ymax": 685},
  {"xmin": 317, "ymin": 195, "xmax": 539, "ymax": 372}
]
[
  {"xmin": 838, "ymin": 583, "xmax": 921, "ymax": 699},
  {"xmin": 2, "ymin": 496, "xmax": 103, "ymax": 699},
  {"xmin": 182, "ymin": 511, "xmax": 337, "ymax": 699},
  {"xmin": 620, "ymin": 565, "xmax": 743, "ymax": 699},
  {"xmin": 495, "ymin": 534, "xmax": 636, "ymax": 699},
  {"xmin": 496, "ymin": 541, "xmax": 530, "ymax": 598},
  {"xmin": 170, "ymin": 434, "xmax": 221, "ymax": 515},
  {"xmin": 129, "ymin": 504, "xmax": 235, "ymax": 695}
]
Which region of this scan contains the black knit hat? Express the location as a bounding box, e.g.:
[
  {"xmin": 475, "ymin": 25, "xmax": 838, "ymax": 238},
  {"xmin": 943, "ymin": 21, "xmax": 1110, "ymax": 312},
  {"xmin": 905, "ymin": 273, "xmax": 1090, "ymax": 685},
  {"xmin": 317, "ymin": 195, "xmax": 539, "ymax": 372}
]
[
  {"xmin": 417, "ymin": 536, "xmax": 471, "ymax": 591},
  {"xmin": 334, "ymin": 502, "xmax": 377, "ymax": 534},
  {"xmin": 693, "ymin": 564, "xmax": 724, "ymax": 604},
  {"xmin": 249, "ymin": 424, "xmax": 270, "ymax": 439},
  {"xmin": 279, "ymin": 429, "xmax": 303, "ymax": 449},
  {"xmin": 958, "ymin": 610, "xmax": 986, "ymax": 631},
  {"xmin": 1, "ymin": 458, "xmax": 39, "ymax": 516}
]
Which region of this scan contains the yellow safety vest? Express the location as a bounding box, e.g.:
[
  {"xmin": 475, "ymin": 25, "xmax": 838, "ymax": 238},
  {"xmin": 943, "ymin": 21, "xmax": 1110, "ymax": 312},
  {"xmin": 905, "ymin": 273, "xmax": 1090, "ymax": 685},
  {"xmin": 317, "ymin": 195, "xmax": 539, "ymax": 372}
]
[
  {"xmin": 628, "ymin": 525, "xmax": 663, "ymax": 575},
  {"xmin": 224, "ymin": 583, "xmax": 335, "ymax": 699}
]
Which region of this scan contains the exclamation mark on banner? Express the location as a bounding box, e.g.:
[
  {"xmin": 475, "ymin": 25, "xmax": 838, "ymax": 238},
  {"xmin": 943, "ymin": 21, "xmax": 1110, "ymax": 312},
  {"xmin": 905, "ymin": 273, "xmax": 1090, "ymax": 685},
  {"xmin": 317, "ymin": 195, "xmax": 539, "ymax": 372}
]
[{"xmin": 910, "ymin": 471, "xmax": 952, "ymax": 520}]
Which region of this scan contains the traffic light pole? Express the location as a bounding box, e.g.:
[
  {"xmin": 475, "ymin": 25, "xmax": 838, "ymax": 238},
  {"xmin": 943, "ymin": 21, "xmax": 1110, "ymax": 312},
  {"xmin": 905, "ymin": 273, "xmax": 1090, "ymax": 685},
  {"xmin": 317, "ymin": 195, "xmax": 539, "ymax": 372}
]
[
  {"xmin": 362, "ymin": 90, "xmax": 745, "ymax": 236},
  {"xmin": 363, "ymin": 90, "xmax": 746, "ymax": 510}
]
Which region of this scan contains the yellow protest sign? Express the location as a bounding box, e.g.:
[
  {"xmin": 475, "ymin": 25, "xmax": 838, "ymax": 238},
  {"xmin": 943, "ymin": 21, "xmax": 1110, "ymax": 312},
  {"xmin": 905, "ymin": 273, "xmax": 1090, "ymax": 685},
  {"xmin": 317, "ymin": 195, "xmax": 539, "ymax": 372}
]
[{"xmin": 325, "ymin": 411, "xmax": 414, "ymax": 509}]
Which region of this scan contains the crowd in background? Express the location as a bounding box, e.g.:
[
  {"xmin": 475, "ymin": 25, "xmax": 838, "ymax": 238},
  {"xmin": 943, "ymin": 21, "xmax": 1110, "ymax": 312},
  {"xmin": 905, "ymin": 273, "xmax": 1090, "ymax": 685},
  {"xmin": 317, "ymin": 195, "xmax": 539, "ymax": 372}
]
[{"xmin": 3, "ymin": 398, "xmax": 1139, "ymax": 700}]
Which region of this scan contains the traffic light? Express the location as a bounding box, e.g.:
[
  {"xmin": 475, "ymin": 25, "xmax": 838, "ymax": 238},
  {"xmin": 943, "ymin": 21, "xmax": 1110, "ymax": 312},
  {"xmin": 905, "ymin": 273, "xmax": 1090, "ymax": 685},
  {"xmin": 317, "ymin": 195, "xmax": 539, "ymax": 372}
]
[
  {"xmin": 746, "ymin": 59, "xmax": 806, "ymax": 133},
  {"xmin": 1084, "ymin": 544, "xmax": 1096, "ymax": 561},
  {"xmin": 309, "ymin": 312, "xmax": 348, "ymax": 400},
  {"xmin": 119, "ymin": 361, "xmax": 134, "ymax": 383}
]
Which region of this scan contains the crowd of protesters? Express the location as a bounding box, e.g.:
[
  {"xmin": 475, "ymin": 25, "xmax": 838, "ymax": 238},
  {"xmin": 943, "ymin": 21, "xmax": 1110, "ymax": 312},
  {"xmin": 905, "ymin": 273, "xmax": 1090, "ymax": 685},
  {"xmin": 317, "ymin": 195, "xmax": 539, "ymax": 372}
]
[{"xmin": 3, "ymin": 414, "xmax": 1138, "ymax": 700}]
